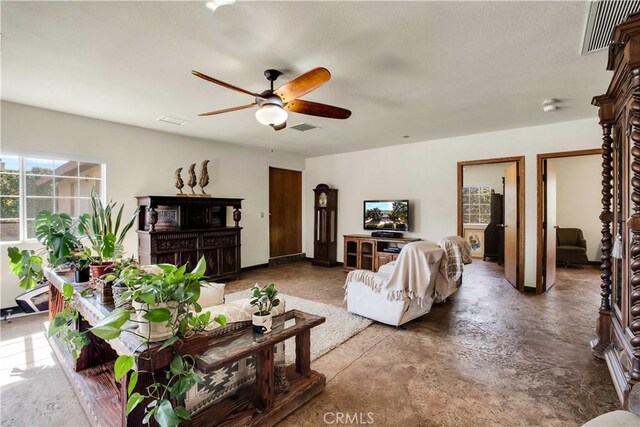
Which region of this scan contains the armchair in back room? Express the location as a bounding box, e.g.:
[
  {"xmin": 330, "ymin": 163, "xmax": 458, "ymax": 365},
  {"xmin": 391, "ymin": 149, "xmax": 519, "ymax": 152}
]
[{"xmin": 556, "ymin": 227, "xmax": 588, "ymax": 267}]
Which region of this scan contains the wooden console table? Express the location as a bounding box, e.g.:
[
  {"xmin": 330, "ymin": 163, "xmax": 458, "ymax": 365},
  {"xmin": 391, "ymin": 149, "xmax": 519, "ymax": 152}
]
[
  {"xmin": 45, "ymin": 269, "xmax": 326, "ymax": 427},
  {"xmin": 343, "ymin": 234, "xmax": 421, "ymax": 272}
]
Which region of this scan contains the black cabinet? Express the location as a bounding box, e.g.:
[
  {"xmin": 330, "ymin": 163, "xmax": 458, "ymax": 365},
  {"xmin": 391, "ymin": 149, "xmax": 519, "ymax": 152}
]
[
  {"xmin": 483, "ymin": 192, "xmax": 504, "ymax": 263},
  {"xmin": 136, "ymin": 196, "xmax": 243, "ymax": 281}
]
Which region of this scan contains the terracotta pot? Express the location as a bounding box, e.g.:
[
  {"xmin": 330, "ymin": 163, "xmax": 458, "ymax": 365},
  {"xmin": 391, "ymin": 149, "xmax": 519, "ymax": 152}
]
[
  {"xmin": 89, "ymin": 262, "xmax": 113, "ymax": 288},
  {"xmin": 252, "ymin": 312, "xmax": 273, "ymax": 334},
  {"xmin": 132, "ymin": 301, "xmax": 178, "ymax": 342}
]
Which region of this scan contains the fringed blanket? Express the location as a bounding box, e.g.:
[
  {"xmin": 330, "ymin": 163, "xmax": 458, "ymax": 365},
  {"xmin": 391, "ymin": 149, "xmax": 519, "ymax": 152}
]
[
  {"xmin": 345, "ymin": 241, "xmax": 450, "ymax": 307},
  {"xmin": 438, "ymin": 235, "xmax": 472, "ymax": 282}
]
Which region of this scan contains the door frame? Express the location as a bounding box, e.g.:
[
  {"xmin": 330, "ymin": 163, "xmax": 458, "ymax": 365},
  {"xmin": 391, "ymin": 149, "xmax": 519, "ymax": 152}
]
[
  {"xmin": 535, "ymin": 148, "xmax": 602, "ymax": 294},
  {"xmin": 457, "ymin": 156, "xmax": 526, "ymax": 292}
]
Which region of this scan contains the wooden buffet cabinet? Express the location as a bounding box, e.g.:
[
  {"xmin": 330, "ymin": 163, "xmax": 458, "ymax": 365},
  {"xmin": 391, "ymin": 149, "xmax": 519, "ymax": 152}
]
[
  {"xmin": 136, "ymin": 196, "xmax": 243, "ymax": 281},
  {"xmin": 592, "ymin": 12, "xmax": 640, "ymax": 412},
  {"xmin": 343, "ymin": 234, "xmax": 420, "ymax": 272}
]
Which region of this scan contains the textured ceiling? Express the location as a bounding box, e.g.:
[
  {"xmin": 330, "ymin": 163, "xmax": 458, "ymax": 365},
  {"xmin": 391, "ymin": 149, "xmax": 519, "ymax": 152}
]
[{"xmin": 1, "ymin": 1, "xmax": 610, "ymax": 156}]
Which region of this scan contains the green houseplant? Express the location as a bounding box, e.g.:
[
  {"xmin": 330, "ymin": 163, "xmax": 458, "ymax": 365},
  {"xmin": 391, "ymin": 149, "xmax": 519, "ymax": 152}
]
[
  {"xmin": 93, "ymin": 257, "xmax": 226, "ymax": 426},
  {"xmin": 49, "ymin": 257, "xmax": 226, "ymax": 426},
  {"xmin": 69, "ymin": 246, "xmax": 93, "ymax": 283},
  {"xmin": 7, "ymin": 211, "xmax": 85, "ymax": 289},
  {"xmin": 77, "ymin": 190, "xmax": 139, "ymax": 281},
  {"xmin": 250, "ymin": 282, "xmax": 280, "ymax": 334}
]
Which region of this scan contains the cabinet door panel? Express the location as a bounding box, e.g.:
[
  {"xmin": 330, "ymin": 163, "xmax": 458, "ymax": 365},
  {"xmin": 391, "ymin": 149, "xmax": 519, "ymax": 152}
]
[
  {"xmin": 202, "ymin": 249, "xmax": 220, "ymax": 277},
  {"xmin": 221, "ymin": 247, "xmax": 238, "ymax": 275},
  {"xmin": 155, "ymin": 252, "xmax": 178, "ymax": 265},
  {"xmin": 180, "ymin": 251, "xmax": 199, "ymax": 271}
]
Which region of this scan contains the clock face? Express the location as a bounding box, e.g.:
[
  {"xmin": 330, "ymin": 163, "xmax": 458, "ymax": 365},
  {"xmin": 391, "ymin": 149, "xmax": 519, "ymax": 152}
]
[{"xmin": 319, "ymin": 192, "xmax": 328, "ymax": 207}]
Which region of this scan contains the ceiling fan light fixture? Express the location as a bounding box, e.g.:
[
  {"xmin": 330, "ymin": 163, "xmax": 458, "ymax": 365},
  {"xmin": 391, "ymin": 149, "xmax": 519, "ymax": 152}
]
[
  {"xmin": 255, "ymin": 104, "xmax": 288, "ymax": 126},
  {"xmin": 205, "ymin": 0, "xmax": 235, "ymax": 12}
]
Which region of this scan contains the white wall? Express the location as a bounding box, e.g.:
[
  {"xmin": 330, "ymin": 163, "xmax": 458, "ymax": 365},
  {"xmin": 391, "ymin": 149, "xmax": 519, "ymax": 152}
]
[
  {"xmin": 550, "ymin": 155, "xmax": 601, "ymax": 261},
  {"xmin": 304, "ymin": 117, "xmax": 602, "ymax": 288},
  {"xmin": 463, "ymin": 162, "xmax": 512, "ymax": 193},
  {"xmin": 0, "ymin": 101, "xmax": 305, "ymax": 308}
]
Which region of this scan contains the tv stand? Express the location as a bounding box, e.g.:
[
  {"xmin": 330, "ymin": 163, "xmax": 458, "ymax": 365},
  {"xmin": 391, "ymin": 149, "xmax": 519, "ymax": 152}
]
[{"xmin": 343, "ymin": 234, "xmax": 420, "ymax": 272}]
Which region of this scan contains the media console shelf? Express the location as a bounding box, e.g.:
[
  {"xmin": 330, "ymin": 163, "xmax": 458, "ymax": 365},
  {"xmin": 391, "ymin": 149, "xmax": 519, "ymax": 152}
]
[{"xmin": 343, "ymin": 234, "xmax": 420, "ymax": 272}]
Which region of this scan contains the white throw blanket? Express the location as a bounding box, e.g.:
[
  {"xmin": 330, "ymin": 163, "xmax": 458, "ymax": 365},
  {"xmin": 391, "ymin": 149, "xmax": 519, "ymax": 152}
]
[{"xmin": 345, "ymin": 241, "xmax": 451, "ymax": 307}]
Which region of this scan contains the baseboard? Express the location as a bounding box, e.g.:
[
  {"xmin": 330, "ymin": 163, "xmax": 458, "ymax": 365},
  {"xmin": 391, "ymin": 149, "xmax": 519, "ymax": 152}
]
[
  {"xmin": 305, "ymin": 257, "xmax": 343, "ymax": 267},
  {"xmin": 269, "ymin": 253, "xmax": 307, "ymax": 266},
  {"xmin": 241, "ymin": 263, "xmax": 270, "ymax": 272}
]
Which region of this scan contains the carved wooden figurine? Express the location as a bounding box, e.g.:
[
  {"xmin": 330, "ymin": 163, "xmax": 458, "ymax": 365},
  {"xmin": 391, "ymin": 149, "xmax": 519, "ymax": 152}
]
[
  {"xmin": 187, "ymin": 163, "xmax": 197, "ymax": 195},
  {"xmin": 198, "ymin": 160, "xmax": 210, "ymax": 195},
  {"xmin": 174, "ymin": 167, "xmax": 184, "ymax": 195}
]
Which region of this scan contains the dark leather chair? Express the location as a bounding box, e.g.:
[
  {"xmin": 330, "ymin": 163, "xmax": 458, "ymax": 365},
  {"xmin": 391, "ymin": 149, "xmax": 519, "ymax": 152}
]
[{"xmin": 556, "ymin": 227, "xmax": 588, "ymax": 266}]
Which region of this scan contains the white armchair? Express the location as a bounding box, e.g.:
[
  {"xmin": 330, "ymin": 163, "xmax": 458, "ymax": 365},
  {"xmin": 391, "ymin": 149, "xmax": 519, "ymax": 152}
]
[{"xmin": 345, "ymin": 239, "xmax": 468, "ymax": 327}]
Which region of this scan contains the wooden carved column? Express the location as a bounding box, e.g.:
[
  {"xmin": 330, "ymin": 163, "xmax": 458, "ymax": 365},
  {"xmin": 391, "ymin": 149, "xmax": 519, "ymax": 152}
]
[
  {"xmin": 629, "ymin": 68, "xmax": 640, "ymax": 383},
  {"xmin": 592, "ymin": 109, "xmax": 615, "ymax": 358}
]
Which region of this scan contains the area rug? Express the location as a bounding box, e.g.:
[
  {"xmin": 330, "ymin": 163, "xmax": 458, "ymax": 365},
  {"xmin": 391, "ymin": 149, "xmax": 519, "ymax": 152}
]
[{"xmin": 225, "ymin": 290, "xmax": 372, "ymax": 364}]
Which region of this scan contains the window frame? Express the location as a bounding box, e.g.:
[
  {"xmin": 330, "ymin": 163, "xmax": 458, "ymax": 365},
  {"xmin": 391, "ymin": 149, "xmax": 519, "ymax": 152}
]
[
  {"xmin": 462, "ymin": 184, "xmax": 492, "ymax": 226},
  {"xmin": 0, "ymin": 154, "xmax": 106, "ymax": 244}
]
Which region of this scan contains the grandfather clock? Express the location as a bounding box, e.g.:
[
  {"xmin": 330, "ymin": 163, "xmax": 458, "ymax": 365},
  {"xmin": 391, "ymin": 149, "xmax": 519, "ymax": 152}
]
[{"xmin": 312, "ymin": 184, "xmax": 338, "ymax": 267}]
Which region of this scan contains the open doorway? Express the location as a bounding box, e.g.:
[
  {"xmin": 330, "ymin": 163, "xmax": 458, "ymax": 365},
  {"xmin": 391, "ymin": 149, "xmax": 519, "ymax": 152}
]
[
  {"xmin": 536, "ymin": 149, "xmax": 602, "ymax": 293},
  {"xmin": 457, "ymin": 157, "xmax": 525, "ymax": 292}
]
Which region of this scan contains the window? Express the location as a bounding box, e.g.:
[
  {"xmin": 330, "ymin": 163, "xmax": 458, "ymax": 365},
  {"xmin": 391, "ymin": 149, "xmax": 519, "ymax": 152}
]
[
  {"xmin": 462, "ymin": 185, "xmax": 491, "ymax": 225},
  {"xmin": 0, "ymin": 155, "xmax": 104, "ymax": 242}
]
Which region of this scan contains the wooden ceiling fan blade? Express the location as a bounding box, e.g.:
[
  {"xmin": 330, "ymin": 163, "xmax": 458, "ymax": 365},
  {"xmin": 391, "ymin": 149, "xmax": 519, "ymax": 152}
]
[
  {"xmin": 198, "ymin": 103, "xmax": 257, "ymax": 116},
  {"xmin": 271, "ymin": 122, "xmax": 287, "ymax": 131},
  {"xmin": 192, "ymin": 70, "xmax": 264, "ymax": 99},
  {"xmin": 274, "ymin": 67, "xmax": 331, "ymax": 103},
  {"xmin": 285, "ymin": 99, "xmax": 351, "ymax": 119}
]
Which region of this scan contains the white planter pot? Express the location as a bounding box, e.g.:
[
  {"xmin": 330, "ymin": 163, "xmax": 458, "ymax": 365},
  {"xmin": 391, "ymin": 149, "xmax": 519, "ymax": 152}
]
[
  {"xmin": 252, "ymin": 312, "xmax": 273, "ymax": 334},
  {"xmin": 132, "ymin": 300, "xmax": 178, "ymax": 342}
]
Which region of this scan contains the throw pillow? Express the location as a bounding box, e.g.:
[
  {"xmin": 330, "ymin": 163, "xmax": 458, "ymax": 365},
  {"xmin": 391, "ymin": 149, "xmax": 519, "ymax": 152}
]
[{"xmin": 198, "ymin": 282, "xmax": 226, "ymax": 308}]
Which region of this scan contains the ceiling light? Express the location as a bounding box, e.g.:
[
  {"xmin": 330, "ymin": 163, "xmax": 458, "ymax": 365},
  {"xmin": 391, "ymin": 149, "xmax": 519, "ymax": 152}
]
[
  {"xmin": 542, "ymin": 98, "xmax": 561, "ymax": 112},
  {"xmin": 205, "ymin": 0, "xmax": 235, "ymax": 12},
  {"xmin": 255, "ymin": 104, "xmax": 288, "ymax": 127}
]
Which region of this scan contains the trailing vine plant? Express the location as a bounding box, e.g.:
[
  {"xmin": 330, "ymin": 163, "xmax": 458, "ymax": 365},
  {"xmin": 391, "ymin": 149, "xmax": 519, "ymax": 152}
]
[{"xmin": 48, "ymin": 257, "xmax": 226, "ymax": 426}]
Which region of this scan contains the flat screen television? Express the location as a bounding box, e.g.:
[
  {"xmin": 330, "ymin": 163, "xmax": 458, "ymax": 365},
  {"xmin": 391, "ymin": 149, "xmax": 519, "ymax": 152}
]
[{"xmin": 363, "ymin": 200, "xmax": 409, "ymax": 231}]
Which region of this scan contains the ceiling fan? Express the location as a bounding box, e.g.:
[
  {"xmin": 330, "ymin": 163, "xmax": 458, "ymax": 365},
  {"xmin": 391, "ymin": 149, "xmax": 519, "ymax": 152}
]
[{"xmin": 192, "ymin": 67, "xmax": 351, "ymax": 131}]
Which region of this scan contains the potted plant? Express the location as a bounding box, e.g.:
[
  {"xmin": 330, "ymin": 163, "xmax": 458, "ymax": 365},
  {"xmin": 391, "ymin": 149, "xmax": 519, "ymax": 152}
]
[
  {"xmin": 116, "ymin": 258, "xmax": 208, "ymax": 342},
  {"xmin": 78, "ymin": 190, "xmax": 139, "ymax": 285},
  {"xmin": 104, "ymin": 257, "xmax": 139, "ymax": 308},
  {"xmin": 250, "ymin": 282, "xmax": 280, "ymax": 334},
  {"xmin": 7, "ymin": 210, "xmax": 84, "ymax": 289},
  {"xmin": 69, "ymin": 247, "xmax": 93, "ymax": 283},
  {"xmin": 49, "ymin": 256, "xmax": 226, "ymax": 426}
]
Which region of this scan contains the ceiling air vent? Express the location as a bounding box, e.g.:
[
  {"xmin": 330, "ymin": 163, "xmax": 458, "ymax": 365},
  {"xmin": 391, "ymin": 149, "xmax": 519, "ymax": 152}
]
[
  {"xmin": 582, "ymin": 0, "xmax": 640, "ymax": 55},
  {"xmin": 289, "ymin": 122, "xmax": 320, "ymax": 132},
  {"xmin": 157, "ymin": 115, "xmax": 190, "ymax": 126}
]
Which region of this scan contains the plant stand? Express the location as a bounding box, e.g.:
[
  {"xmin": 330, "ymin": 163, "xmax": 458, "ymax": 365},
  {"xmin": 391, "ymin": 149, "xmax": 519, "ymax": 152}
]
[{"xmin": 45, "ymin": 268, "xmax": 326, "ymax": 427}]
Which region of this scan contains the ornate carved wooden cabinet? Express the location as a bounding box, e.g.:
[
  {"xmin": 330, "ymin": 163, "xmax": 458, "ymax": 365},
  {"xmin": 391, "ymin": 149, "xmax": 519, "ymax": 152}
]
[
  {"xmin": 312, "ymin": 184, "xmax": 338, "ymax": 267},
  {"xmin": 136, "ymin": 196, "xmax": 243, "ymax": 281},
  {"xmin": 592, "ymin": 13, "xmax": 640, "ymax": 412}
]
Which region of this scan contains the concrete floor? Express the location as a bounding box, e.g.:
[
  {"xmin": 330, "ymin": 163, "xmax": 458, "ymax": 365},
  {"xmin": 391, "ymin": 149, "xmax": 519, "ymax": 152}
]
[{"xmin": 0, "ymin": 260, "xmax": 620, "ymax": 426}]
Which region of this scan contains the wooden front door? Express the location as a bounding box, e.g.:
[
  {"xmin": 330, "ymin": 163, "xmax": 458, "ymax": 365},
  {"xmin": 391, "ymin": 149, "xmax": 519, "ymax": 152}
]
[
  {"xmin": 269, "ymin": 167, "xmax": 302, "ymax": 258},
  {"xmin": 543, "ymin": 160, "xmax": 557, "ymax": 290},
  {"xmin": 503, "ymin": 162, "xmax": 519, "ymax": 288}
]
